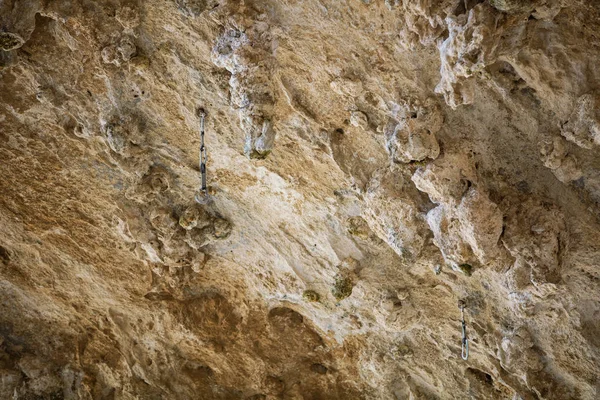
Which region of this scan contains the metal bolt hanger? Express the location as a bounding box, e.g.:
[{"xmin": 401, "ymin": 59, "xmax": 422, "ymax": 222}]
[
  {"xmin": 195, "ymin": 108, "xmax": 210, "ymax": 204},
  {"xmin": 459, "ymin": 300, "xmax": 469, "ymax": 360}
]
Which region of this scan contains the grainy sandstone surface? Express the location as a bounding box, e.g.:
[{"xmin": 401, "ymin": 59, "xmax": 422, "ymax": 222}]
[{"xmin": 1, "ymin": 0, "xmax": 599, "ymax": 399}]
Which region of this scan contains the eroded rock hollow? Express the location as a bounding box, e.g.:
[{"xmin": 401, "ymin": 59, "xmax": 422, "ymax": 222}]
[{"xmin": 1, "ymin": 0, "xmax": 599, "ymax": 399}]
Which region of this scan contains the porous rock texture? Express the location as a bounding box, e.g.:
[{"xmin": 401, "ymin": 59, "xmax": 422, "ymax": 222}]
[{"xmin": 1, "ymin": 0, "xmax": 600, "ymax": 399}]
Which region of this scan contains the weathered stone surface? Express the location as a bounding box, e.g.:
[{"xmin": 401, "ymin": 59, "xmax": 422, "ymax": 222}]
[
  {"xmin": 1, "ymin": 1, "xmax": 599, "ymax": 399},
  {"xmin": 540, "ymin": 136, "xmax": 583, "ymax": 183},
  {"xmin": 456, "ymin": 187, "xmax": 503, "ymax": 265},
  {"xmin": 385, "ymin": 97, "xmax": 442, "ymax": 163},
  {"xmin": 561, "ymin": 93, "xmax": 600, "ymax": 149},
  {"xmin": 0, "ymin": 32, "xmax": 25, "ymax": 51}
]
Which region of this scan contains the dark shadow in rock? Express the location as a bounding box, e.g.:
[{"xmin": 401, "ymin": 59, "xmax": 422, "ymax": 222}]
[
  {"xmin": 144, "ymin": 291, "xmax": 175, "ymax": 301},
  {"xmin": 310, "ymin": 363, "xmax": 328, "ymax": 375},
  {"xmin": 0, "ymin": 245, "xmax": 11, "ymax": 263}
]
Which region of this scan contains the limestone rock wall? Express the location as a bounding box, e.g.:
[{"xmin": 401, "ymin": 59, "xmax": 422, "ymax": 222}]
[{"xmin": 1, "ymin": 0, "xmax": 599, "ymax": 399}]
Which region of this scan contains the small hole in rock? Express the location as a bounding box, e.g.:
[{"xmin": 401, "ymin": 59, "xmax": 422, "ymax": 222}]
[
  {"xmin": 310, "ymin": 363, "xmax": 328, "ymax": 374},
  {"xmin": 0, "ymin": 246, "xmax": 11, "ymax": 263}
]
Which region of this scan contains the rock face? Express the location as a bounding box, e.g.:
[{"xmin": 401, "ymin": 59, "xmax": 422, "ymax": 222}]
[{"xmin": 1, "ymin": 1, "xmax": 599, "ymax": 399}]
